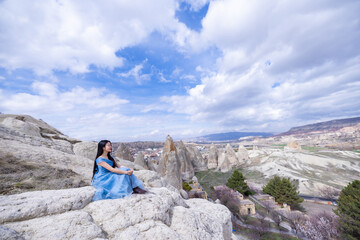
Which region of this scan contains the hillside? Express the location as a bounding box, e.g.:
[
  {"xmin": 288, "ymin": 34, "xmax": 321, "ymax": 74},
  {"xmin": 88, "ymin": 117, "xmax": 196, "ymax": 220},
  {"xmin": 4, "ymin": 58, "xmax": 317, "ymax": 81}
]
[
  {"xmin": 191, "ymin": 131, "xmax": 273, "ymax": 142},
  {"xmin": 279, "ymin": 116, "xmax": 360, "ymax": 135}
]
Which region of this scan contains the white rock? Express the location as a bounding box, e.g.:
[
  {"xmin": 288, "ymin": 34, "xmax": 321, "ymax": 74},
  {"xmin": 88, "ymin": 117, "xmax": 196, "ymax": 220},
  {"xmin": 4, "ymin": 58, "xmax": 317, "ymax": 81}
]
[
  {"xmin": 177, "ymin": 141, "xmax": 194, "ymax": 180},
  {"xmin": 73, "ymin": 141, "xmax": 98, "ymax": 160},
  {"xmin": 84, "ymin": 187, "xmax": 186, "ymax": 239},
  {"xmin": 0, "ymin": 225, "xmax": 24, "ymax": 240},
  {"xmin": 170, "ymin": 198, "xmax": 232, "ymax": 240},
  {"xmin": 0, "ymin": 139, "xmax": 93, "ymax": 181},
  {"xmin": 225, "ymin": 144, "xmax": 239, "ymax": 167},
  {"xmin": 134, "ymin": 152, "xmax": 149, "ymax": 169},
  {"xmin": 4, "ymin": 211, "xmax": 105, "ymax": 240},
  {"xmin": 179, "ymin": 189, "xmax": 189, "ymax": 199},
  {"xmin": 1, "ymin": 117, "xmax": 41, "ymax": 137},
  {"xmin": 135, "ymin": 170, "xmax": 169, "ymax": 188},
  {"xmin": 237, "ymin": 144, "xmax": 249, "ymax": 164},
  {"xmin": 0, "ymin": 186, "xmax": 96, "ymax": 224},
  {"xmin": 208, "ymin": 144, "xmax": 219, "ymax": 169}
]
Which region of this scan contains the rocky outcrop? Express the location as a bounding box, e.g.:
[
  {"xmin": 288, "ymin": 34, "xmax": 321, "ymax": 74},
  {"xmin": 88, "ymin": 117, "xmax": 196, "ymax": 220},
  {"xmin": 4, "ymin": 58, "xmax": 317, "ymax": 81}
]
[
  {"xmin": 177, "ymin": 141, "xmax": 194, "ymax": 180},
  {"xmin": 187, "ymin": 145, "xmax": 207, "ymax": 172},
  {"xmin": 225, "ymin": 144, "xmax": 239, "ymax": 167},
  {"xmin": 0, "ymin": 186, "xmax": 96, "ymax": 224},
  {"xmin": 217, "ymin": 151, "xmax": 232, "ymax": 172},
  {"xmin": 208, "ymin": 144, "xmax": 219, "ymax": 169},
  {"xmin": 1, "ymin": 170, "xmax": 233, "ymax": 240},
  {"xmin": 157, "ymin": 135, "xmax": 182, "ymax": 190},
  {"xmin": 73, "ymin": 141, "xmax": 98, "ymax": 160},
  {"xmin": 237, "ymin": 144, "xmax": 249, "ymax": 164},
  {"xmin": 114, "ymin": 143, "xmax": 134, "ymax": 161},
  {"xmin": 134, "ymin": 152, "xmax": 149, "ymax": 170}
]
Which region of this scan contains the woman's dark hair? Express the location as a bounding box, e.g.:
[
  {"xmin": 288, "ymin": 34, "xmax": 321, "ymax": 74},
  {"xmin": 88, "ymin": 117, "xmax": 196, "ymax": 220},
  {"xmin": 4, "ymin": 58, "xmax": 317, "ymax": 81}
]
[{"xmin": 92, "ymin": 140, "xmax": 116, "ymax": 180}]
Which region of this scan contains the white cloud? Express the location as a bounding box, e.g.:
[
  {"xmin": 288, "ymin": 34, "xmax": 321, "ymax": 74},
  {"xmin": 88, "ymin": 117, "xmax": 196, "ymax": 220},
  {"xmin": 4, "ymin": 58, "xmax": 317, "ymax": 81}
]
[
  {"xmin": 0, "ymin": 0, "xmax": 181, "ymax": 75},
  {"xmin": 164, "ymin": 0, "xmax": 360, "ymax": 131},
  {"xmin": 118, "ymin": 63, "xmax": 151, "ymax": 85},
  {"xmin": 0, "ymin": 82, "xmax": 129, "ymax": 115}
]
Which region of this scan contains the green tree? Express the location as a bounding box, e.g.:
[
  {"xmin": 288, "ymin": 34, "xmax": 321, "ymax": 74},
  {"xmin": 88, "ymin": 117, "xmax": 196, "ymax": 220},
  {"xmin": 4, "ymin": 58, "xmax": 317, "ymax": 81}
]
[
  {"xmin": 262, "ymin": 176, "xmax": 303, "ymax": 209},
  {"xmin": 226, "ymin": 170, "xmax": 251, "ymax": 195},
  {"xmin": 335, "ymin": 180, "xmax": 360, "ymax": 240}
]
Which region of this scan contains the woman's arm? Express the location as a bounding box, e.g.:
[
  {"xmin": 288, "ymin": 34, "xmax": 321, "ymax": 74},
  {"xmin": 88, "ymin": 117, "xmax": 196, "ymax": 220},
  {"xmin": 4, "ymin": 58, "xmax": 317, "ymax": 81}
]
[
  {"xmin": 98, "ymin": 162, "xmax": 132, "ymax": 175},
  {"xmin": 114, "ymin": 161, "xmax": 129, "ymax": 169}
]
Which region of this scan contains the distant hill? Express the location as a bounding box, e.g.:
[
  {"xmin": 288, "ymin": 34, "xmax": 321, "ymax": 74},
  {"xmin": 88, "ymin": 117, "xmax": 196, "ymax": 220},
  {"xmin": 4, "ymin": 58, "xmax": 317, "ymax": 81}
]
[
  {"xmin": 191, "ymin": 131, "xmax": 273, "ymax": 142},
  {"xmin": 279, "ymin": 116, "xmax": 360, "ymax": 136}
]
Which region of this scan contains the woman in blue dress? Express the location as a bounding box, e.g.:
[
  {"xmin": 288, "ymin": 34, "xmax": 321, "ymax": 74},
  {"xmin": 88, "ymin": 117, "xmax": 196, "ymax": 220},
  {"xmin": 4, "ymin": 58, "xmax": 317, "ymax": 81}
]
[{"xmin": 91, "ymin": 140, "xmax": 146, "ymax": 201}]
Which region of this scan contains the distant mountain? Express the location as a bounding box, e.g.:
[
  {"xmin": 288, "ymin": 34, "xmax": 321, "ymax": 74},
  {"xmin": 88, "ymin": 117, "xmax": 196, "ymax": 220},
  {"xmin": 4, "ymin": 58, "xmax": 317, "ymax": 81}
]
[
  {"xmin": 279, "ymin": 116, "xmax": 360, "ymax": 136},
  {"xmin": 191, "ymin": 131, "xmax": 274, "ymax": 142}
]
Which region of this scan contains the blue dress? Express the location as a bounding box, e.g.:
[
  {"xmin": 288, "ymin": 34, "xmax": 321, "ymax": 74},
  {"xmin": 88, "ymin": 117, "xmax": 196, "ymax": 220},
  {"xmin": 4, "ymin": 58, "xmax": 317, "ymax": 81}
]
[{"xmin": 91, "ymin": 157, "xmax": 144, "ymax": 201}]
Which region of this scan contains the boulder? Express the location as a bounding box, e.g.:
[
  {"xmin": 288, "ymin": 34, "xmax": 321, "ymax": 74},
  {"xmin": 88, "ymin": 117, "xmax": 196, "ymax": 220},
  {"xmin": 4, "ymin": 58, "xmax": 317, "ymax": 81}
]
[
  {"xmin": 170, "ymin": 199, "xmax": 232, "ymax": 240},
  {"xmin": 4, "ymin": 211, "xmax": 105, "ymax": 240},
  {"xmin": 73, "ymin": 141, "xmax": 97, "ymax": 160},
  {"xmin": 0, "ymin": 186, "xmax": 96, "ymax": 224},
  {"xmin": 177, "ymin": 141, "xmax": 194, "ymax": 180},
  {"xmin": 208, "ymin": 144, "xmax": 218, "ymax": 169},
  {"xmin": 157, "ymin": 135, "xmax": 182, "ymax": 190},
  {"xmin": 114, "ymin": 143, "xmax": 134, "ymax": 161},
  {"xmin": 116, "ymin": 158, "xmax": 145, "ymax": 171}
]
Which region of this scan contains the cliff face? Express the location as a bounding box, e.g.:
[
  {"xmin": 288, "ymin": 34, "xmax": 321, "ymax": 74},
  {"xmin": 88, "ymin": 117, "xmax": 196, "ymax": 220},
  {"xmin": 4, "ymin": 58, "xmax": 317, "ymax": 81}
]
[{"xmin": 0, "ymin": 114, "xmax": 233, "ymax": 239}]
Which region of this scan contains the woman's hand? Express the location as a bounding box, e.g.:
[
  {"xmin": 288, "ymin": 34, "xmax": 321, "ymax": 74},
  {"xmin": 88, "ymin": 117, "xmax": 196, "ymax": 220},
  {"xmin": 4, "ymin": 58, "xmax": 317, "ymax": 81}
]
[{"xmin": 127, "ymin": 169, "xmax": 133, "ymax": 176}]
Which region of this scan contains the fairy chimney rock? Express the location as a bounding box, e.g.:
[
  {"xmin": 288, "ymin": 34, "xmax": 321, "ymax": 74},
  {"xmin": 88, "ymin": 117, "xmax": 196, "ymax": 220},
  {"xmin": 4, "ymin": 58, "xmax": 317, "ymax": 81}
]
[
  {"xmin": 225, "ymin": 144, "xmax": 239, "ymax": 167},
  {"xmin": 237, "ymin": 144, "xmax": 249, "ymax": 164},
  {"xmin": 208, "ymin": 144, "xmax": 218, "ymax": 169},
  {"xmin": 157, "ymin": 135, "xmax": 182, "ymax": 189},
  {"xmin": 177, "ymin": 141, "xmax": 195, "ymax": 180},
  {"xmin": 114, "ymin": 143, "xmax": 134, "ymax": 161}
]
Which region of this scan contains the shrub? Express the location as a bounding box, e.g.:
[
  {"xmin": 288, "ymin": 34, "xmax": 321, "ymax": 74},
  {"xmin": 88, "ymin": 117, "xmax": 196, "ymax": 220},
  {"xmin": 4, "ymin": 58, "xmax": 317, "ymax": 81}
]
[
  {"xmin": 182, "ymin": 182, "xmax": 192, "ymax": 191},
  {"xmin": 226, "ymin": 169, "xmax": 251, "ymax": 196},
  {"xmin": 335, "ymin": 180, "xmax": 360, "ymax": 240}
]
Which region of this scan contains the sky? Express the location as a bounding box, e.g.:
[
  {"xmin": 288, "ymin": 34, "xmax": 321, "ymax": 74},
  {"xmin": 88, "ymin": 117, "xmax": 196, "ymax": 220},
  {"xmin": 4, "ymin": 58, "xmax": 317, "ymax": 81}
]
[{"xmin": 0, "ymin": 0, "xmax": 360, "ymax": 142}]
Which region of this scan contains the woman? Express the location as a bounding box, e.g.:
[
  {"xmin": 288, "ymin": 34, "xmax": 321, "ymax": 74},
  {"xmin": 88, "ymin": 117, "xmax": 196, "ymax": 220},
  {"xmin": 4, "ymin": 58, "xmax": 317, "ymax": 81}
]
[{"xmin": 91, "ymin": 140, "xmax": 146, "ymax": 201}]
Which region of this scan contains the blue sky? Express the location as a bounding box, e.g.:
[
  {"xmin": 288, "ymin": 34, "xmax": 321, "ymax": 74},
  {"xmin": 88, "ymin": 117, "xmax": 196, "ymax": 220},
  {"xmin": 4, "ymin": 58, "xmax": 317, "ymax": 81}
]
[{"xmin": 0, "ymin": 0, "xmax": 360, "ymax": 141}]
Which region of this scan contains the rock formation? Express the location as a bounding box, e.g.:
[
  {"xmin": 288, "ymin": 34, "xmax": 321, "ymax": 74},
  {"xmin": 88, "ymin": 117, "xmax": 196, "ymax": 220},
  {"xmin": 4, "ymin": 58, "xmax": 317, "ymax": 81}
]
[
  {"xmin": 157, "ymin": 135, "xmax": 182, "ymax": 190},
  {"xmin": 225, "ymin": 144, "xmax": 239, "ymax": 167},
  {"xmin": 134, "ymin": 152, "xmax": 149, "ymax": 170},
  {"xmin": 0, "ymin": 115, "xmax": 234, "ymax": 239},
  {"xmin": 0, "ymin": 171, "xmax": 233, "ymax": 240},
  {"xmin": 0, "ymin": 114, "xmax": 91, "ymax": 194},
  {"xmin": 114, "ymin": 143, "xmax": 134, "ymax": 161},
  {"xmin": 73, "ymin": 141, "xmax": 98, "ymax": 160},
  {"xmin": 217, "ymin": 151, "xmax": 232, "ymax": 172},
  {"xmin": 177, "ymin": 141, "xmax": 194, "ymax": 180},
  {"xmin": 187, "ymin": 145, "xmax": 207, "ymax": 172},
  {"xmin": 237, "ymin": 144, "xmax": 249, "ymax": 164},
  {"xmin": 208, "ymin": 144, "xmax": 218, "ymax": 169}
]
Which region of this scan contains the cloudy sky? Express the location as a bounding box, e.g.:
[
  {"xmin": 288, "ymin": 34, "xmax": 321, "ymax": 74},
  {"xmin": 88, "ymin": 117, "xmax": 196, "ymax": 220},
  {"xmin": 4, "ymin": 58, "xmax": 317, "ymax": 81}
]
[{"xmin": 0, "ymin": 0, "xmax": 359, "ymax": 141}]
